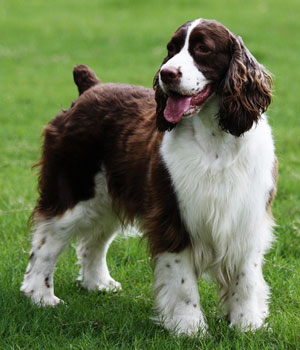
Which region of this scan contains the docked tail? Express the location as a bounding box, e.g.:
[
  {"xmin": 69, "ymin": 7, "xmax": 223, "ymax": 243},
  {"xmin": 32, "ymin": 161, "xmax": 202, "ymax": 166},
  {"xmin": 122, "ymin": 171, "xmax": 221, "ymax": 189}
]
[{"xmin": 73, "ymin": 65, "xmax": 101, "ymax": 95}]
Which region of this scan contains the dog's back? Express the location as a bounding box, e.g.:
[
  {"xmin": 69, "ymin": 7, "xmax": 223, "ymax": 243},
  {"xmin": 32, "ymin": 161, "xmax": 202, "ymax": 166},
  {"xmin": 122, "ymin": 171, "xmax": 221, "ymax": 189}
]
[{"xmin": 35, "ymin": 66, "xmax": 158, "ymax": 219}]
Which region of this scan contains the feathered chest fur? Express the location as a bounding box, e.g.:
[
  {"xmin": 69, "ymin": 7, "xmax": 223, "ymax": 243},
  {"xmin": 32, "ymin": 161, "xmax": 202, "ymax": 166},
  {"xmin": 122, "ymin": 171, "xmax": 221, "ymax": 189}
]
[{"xmin": 160, "ymin": 106, "xmax": 275, "ymax": 272}]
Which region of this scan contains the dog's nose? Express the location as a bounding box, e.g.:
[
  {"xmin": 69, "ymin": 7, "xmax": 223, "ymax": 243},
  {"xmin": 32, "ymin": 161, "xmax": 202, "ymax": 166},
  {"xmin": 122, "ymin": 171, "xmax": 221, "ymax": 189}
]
[{"xmin": 160, "ymin": 67, "xmax": 181, "ymax": 84}]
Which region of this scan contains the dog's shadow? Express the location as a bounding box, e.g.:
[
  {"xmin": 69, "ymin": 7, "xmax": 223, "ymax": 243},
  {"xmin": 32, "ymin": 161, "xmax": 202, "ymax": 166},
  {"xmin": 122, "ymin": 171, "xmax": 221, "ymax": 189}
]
[{"xmin": 3, "ymin": 276, "xmax": 271, "ymax": 348}]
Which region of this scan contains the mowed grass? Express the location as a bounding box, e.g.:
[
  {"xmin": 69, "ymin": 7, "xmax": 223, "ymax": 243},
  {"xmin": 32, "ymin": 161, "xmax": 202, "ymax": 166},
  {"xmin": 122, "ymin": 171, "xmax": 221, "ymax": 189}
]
[{"xmin": 0, "ymin": 0, "xmax": 300, "ymax": 349}]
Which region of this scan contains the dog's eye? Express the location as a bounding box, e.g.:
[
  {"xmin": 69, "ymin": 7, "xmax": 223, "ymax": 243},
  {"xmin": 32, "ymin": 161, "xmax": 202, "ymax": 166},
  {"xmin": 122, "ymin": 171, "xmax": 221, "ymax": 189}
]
[
  {"xmin": 167, "ymin": 43, "xmax": 176, "ymax": 55},
  {"xmin": 194, "ymin": 44, "xmax": 210, "ymax": 54}
]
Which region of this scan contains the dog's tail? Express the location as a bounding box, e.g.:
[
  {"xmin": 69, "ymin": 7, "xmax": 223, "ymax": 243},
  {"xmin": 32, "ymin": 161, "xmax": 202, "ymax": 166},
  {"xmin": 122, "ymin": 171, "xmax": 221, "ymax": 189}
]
[{"xmin": 73, "ymin": 65, "xmax": 101, "ymax": 95}]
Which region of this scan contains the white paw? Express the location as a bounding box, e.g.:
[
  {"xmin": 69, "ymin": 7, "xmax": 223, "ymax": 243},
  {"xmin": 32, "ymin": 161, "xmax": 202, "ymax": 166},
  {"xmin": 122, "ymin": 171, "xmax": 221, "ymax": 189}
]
[
  {"xmin": 155, "ymin": 315, "xmax": 207, "ymax": 337},
  {"xmin": 21, "ymin": 275, "xmax": 63, "ymax": 307},
  {"xmin": 174, "ymin": 317, "xmax": 207, "ymax": 337},
  {"xmin": 83, "ymin": 277, "xmax": 122, "ymax": 293},
  {"xmin": 21, "ymin": 284, "xmax": 62, "ymax": 307},
  {"xmin": 229, "ymin": 310, "xmax": 264, "ymax": 331},
  {"xmin": 34, "ymin": 294, "xmax": 63, "ymax": 307},
  {"xmin": 97, "ymin": 278, "xmax": 122, "ymax": 292}
]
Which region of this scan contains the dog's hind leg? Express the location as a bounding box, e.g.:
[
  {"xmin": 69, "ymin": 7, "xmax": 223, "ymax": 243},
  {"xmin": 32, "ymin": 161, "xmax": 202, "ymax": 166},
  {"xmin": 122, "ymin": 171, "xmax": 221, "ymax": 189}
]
[
  {"xmin": 21, "ymin": 172, "xmax": 121, "ymax": 304},
  {"xmin": 21, "ymin": 208, "xmax": 83, "ymax": 306},
  {"xmin": 76, "ymin": 228, "xmax": 121, "ymax": 292},
  {"xmin": 75, "ymin": 172, "xmax": 121, "ymax": 292}
]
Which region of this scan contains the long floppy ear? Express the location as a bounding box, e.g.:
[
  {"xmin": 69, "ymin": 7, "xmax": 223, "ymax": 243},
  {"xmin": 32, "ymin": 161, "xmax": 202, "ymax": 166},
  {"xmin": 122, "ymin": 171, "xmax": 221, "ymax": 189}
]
[
  {"xmin": 218, "ymin": 35, "xmax": 273, "ymax": 137},
  {"xmin": 153, "ymin": 65, "xmax": 176, "ymax": 132}
]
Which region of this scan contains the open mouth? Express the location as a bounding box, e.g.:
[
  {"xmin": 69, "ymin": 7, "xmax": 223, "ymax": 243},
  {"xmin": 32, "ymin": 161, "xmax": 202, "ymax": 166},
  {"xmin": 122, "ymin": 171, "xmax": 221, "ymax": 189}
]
[{"xmin": 163, "ymin": 84, "xmax": 212, "ymax": 124}]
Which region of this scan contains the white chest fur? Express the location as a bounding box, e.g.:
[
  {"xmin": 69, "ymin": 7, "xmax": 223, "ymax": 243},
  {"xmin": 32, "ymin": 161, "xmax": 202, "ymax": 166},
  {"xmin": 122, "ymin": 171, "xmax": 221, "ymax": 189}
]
[{"xmin": 160, "ymin": 104, "xmax": 275, "ymax": 274}]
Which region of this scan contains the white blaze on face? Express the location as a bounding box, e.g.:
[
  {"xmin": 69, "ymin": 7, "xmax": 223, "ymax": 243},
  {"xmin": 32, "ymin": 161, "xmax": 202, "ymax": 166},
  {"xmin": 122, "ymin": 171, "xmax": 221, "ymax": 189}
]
[{"xmin": 159, "ymin": 18, "xmax": 209, "ymax": 96}]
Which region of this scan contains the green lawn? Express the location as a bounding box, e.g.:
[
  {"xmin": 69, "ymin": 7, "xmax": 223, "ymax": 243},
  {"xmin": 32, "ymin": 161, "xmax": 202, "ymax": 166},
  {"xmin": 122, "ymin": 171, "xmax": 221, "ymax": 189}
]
[{"xmin": 0, "ymin": 0, "xmax": 300, "ymax": 349}]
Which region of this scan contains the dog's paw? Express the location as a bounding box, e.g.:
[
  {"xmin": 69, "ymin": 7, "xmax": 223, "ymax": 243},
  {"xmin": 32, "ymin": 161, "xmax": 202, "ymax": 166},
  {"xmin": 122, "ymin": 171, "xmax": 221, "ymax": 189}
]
[
  {"xmin": 174, "ymin": 317, "xmax": 207, "ymax": 337},
  {"xmin": 97, "ymin": 279, "xmax": 122, "ymax": 293},
  {"xmin": 21, "ymin": 275, "xmax": 63, "ymax": 307},
  {"xmin": 34, "ymin": 294, "xmax": 63, "ymax": 307},
  {"xmin": 82, "ymin": 277, "xmax": 122, "ymax": 293},
  {"xmin": 21, "ymin": 284, "xmax": 62, "ymax": 307},
  {"xmin": 154, "ymin": 315, "xmax": 207, "ymax": 337},
  {"xmin": 229, "ymin": 310, "xmax": 265, "ymax": 331}
]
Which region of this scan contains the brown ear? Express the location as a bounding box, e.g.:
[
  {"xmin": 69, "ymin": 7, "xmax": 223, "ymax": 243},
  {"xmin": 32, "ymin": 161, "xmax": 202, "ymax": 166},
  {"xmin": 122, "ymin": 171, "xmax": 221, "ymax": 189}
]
[
  {"xmin": 153, "ymin": 64, "xmax": 176, "ymax": 132},
  {"xmin": 218, "ymin": 35, "xmax": 272, "ymax": 137}
]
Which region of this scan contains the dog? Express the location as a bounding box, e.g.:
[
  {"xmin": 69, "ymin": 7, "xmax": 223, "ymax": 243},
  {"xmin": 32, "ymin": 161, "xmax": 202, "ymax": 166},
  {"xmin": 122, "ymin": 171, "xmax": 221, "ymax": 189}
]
[{"xmin": 21, "ymin": 18, "xmax": 277, "ymax": 336}]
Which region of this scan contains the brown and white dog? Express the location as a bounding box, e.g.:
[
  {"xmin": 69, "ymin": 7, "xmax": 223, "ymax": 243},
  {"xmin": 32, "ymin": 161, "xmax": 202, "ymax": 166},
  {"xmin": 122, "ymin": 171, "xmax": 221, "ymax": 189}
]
[{"xmin": 21, "ymin": 19, "xmax": 277, "ymax": 336}]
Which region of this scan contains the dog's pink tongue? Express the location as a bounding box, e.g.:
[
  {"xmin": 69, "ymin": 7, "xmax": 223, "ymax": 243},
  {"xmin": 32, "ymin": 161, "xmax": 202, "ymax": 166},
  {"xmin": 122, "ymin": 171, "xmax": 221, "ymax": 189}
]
[{"xmin": 164, "ymin": 95, "xmax": 192, "ymax": 123}]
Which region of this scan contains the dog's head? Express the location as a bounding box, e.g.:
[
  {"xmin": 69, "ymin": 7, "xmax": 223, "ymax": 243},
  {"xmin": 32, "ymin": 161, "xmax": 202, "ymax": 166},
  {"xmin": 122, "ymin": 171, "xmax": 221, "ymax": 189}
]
[{"xmin": 154, "ymin": 19, "xmax": 272, "ymax": 136}]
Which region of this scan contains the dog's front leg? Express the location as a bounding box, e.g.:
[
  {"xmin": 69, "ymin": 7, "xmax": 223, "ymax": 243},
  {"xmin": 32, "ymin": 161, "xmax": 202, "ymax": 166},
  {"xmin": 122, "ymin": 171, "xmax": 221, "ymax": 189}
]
[
  {"xmin": 225, "ymin": 253, "xmax": 270, "ymax": 331},
  {"xmin": 153, "ymin": 247, "xmax": 207, "ymax": 336}
]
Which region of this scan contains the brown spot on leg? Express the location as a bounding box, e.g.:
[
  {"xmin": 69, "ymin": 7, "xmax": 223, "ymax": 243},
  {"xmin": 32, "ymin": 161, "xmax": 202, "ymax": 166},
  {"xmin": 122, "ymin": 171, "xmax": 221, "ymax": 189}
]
[
  {"xmin": 166, "ymin": 264, "xmax": 171, "ymax": 268},
  {"xmin": 25, "ymin": 267, "xmax": 32, "ymax": 275},
  {"xmin": 38, "ymin": 237, "xmax": 46, "ymax": 249},
  {"xmin": 29, "ymin": 252, "xmax": 35, "ymax": 260},
  {"xmin": 45, "ymin": 276, "xmax": 50, "ymax": 288},
  {"xmin": 181, "ymin": 278, "xmax": 185, "ymax": 284}
]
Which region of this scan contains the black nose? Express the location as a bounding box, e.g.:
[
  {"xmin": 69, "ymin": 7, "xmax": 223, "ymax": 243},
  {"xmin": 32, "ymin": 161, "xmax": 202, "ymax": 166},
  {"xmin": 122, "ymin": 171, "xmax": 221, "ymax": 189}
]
[{"xmin": 160, "ymin": 67, "xmax": 181, "ymax": 84}]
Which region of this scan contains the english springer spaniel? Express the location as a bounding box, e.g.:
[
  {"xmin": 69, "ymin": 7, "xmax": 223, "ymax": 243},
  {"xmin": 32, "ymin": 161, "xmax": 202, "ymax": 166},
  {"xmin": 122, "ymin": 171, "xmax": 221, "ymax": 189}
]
[{"xmin": 21, "ymin": 19, "xmax": 277, "ymax": 336}]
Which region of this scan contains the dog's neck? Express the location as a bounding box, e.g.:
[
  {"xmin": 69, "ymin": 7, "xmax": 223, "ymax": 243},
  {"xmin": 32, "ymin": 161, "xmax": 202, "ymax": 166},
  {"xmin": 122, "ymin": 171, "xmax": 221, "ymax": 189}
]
[
  {"xmin": 165, "ymin": 94, "xmax": 250, "ymax": 171},
  {"xmin": 178, "ymin": 95, "xmax": 232, "ymax": 140},
  {"xmin": 179, "ymin": 94, "xmax": 256, "ymax": 144}
]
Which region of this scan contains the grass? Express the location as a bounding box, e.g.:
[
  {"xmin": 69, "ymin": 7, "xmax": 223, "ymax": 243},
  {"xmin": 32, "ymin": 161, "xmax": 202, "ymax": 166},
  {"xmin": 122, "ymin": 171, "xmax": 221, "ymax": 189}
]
[{"xmin": 0, "ymin": 0, "xmax": 300, "ymax": 348}]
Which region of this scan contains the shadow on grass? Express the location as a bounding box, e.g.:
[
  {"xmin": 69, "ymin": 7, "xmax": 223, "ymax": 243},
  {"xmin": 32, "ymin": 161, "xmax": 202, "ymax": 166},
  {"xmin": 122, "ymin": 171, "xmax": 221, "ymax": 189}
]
[{"xmin": 0, "ymin": 284, "xmax": 283, "ymax": 350}]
